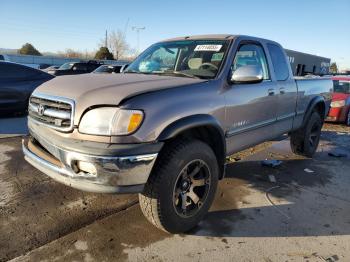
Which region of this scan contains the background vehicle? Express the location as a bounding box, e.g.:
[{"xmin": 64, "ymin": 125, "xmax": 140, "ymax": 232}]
[
  {"xmin": 42, "ymin": 65, "xmax": 59, "ymax": 72},
  {"xmin": 48, "ymin": 60, "xmax": 103, "ymax": 76},
  {"xmin": 92, "ymin": 64, "xmax": 128, "ymax": 74},
  {"xmin": 326, "ymin": 76, "xmax": 350, "ymax": 125},
  {"xmin": 0, "ymin": 61, "xmax": 54, "ymax": 116},
  {"xmin": 23, "ymin": 35, "xmax": 332, "ymax": 233}
]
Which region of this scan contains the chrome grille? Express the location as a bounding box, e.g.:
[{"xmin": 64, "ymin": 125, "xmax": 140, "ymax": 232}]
[{"xmin": 28, "ymin": 93, "xmax": 75, "ymax": 132}]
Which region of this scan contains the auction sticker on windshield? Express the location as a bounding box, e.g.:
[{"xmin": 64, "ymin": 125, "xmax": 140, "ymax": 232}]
[{"xmin": 194, "ymin": 45, "xmax": 222, "ymax": 52}]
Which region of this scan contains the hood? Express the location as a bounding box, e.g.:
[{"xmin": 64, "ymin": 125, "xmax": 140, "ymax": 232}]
[
  {"xmin": 332, "ymin": 92, "xmax": 350, "ymax": 101},
  {"xmin": 33, "ymin": 73, "xmax": 205, "ymax": 124}
]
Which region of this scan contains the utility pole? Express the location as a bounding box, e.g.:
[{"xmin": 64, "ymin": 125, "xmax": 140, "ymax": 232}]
[{"xmin": 132, "ymin": 26, "xmax": 145, "ymax": 54}]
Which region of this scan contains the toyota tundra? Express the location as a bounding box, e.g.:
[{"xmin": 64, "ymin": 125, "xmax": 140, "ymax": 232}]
[{"xmin": 23, "ymin": 35, "xmax": 332, "ymax": 233}]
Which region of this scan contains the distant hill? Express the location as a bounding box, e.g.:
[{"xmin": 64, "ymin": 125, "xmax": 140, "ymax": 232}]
[
  {"xmin": 0, "ymin": 48, "xmax": 64, "ymax": 58},
  {"xmin": 0, "ymin": 48, "xmax": 18, "ymax": 54},
  {"xmin": 42, "ymin": 52, "xmax": 61, "ymax": 57}
]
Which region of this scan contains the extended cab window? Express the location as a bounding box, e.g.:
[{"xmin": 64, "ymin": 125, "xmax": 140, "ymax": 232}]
[
  {"xmin": 267, "ymin": 43, "xmax": 289, "ymax": 81},
  {"xmin": 232, "ymin": 44, "xmax": 269, "ymax": 80}
]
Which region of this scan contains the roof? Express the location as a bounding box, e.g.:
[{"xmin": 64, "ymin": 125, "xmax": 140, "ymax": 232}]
[
  {"xmin": 160, "ymin": 34, "xmax": 281, "ymax": 46},
  {"xmin": 161, "ymin": 34, "xmax": 238, "ymax": 42}
]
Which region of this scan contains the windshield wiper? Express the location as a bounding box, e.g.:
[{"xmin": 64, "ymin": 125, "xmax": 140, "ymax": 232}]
[
  {"xmin": 123, "ymin": 70, "xmax": 141, "ymax": 74},
  {"xmin": 173, "ymin": 71, "xmax": 201, "ymax": 79},
  {"xmin": 160, "ymin": 71, "xmax": 201, "ymax": 79},
  {"xmin": 124, "ymin": 70, "xmax": 203, "ymax": 79}
]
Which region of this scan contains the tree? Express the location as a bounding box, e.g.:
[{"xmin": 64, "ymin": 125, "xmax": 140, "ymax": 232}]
[
  {"xmin": 18, "ymin": 43, "xmax": 42, "ymax": 56},
  {"xmin": 59, "ymin": 49, "xmax": 84, "ymax": 58},
  {"xmin": 330, "ymin": 62, "xmax": 338, "ymax": 74},
  {"xmin": 94, "ymin": 47, "xmax": 114, "ymax": 60},
  {"xmin": 57, "ymin": 49, "xmax": 95, "ymax": 59},
  {"xmin": 100, "ymin": 30, "xmax": 130, "ymax": 60}
]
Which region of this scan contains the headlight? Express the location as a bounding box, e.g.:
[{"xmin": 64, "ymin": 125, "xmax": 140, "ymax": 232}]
[
  {"xmin": 79, "ymin": 107, "xmax": 144, "ymax": 135},
  {"xmin": 330, "ymin": 100, "xmax": 345, "ymax": 108}
]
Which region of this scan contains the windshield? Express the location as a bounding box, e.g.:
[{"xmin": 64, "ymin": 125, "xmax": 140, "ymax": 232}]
[
  {"xmin": 333, "ymin": 80, "xmax": 350, "ymax": 94},
  {"xmin": 125, "ymin": 40, "xmax": 230, "ymax": 79},
  {"xmin": 59, "ymin": 63, "xmax": 74, "ymax": 70}
]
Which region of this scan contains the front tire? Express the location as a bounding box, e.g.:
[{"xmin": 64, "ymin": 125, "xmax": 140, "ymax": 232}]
[
  {"xmin": 139, "ymin": 138, "xmax": 219, "ymax": 233},
  {"xmin": 290, "ymin": 111, "xmax": 323, "ymax": 157}
]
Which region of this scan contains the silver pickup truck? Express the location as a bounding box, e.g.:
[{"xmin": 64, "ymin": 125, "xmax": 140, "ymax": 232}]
[{"xmin": 23, "ymin": 35, "xmax": 332, "ymax": 233}]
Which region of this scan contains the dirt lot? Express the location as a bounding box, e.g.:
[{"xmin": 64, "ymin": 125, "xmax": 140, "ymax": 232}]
[{"xmin": 0, "ymin": 121, "xmax": 349, "ymax": 262}]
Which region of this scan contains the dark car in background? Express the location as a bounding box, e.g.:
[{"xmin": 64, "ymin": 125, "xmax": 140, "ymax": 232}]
[
  {"xmin": 42, "ymin": 65, "xmax": 59, "ymax": 72},
  {"xmin": 47, "ymin": 60, "xmax": 103, "ymax": 76},
  {"xmin": 0, "ymin": 62, "xmax": 54, "ymax": 116},
  {"xmin": 92, "ymin": 64, "xmax": 128, "ymax": 74},
  {"xmin": 326, "ymin": 76, "xmax": 350, "ymax": 125}
]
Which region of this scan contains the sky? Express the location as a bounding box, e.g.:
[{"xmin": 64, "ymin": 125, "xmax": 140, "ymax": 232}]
[{"xmin": 0, "ymin": 0, "xmax": 349, "ymax": 69}]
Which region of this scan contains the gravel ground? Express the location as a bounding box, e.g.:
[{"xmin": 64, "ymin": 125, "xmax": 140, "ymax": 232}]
[{"xmin": 0, "ymin": 119, "xmax": 349, "ymax": 262}]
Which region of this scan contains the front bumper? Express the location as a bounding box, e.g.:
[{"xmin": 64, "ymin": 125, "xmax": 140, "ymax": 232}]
[{"xmin": 22, "ymin": 138, "xmax": 158, "ymax": 193}]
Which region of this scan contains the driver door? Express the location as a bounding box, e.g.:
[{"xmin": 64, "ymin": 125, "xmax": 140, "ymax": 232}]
[{"xmin": 224, "ymin": 42, "xmax": 279, "ymax": 154}]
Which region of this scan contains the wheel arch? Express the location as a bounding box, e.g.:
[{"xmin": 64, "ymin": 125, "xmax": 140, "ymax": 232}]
[
  {"xmin": 302, "ymin": 96, "xmax": 326, "ymax": 126},
  {"xmin": 157, "ymin": 114, "xmax": 226, "ymax": 179}
]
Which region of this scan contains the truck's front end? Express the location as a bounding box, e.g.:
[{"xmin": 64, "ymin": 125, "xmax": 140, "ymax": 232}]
[
  {"xmin": 23, "ymin": 37, "xmax": 230, "ymax": 195},
  {"xmin": 22, "ymin": 35, "xmax": 233, "ymax": 233},
  {"xmin": 23, "ymin": 91, "xmax": 161, "ymax": 193}
]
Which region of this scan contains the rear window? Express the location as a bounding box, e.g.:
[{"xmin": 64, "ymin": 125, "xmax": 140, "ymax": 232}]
[
  {"xmin": 94, "ymin": 65, "xmax": 122, "ymax": 73},
  {"xmin": 74, "ymin": 64, "xmax": 88, "ymax": 71},
  {"xmin": 333, "ymin": 80, "xmax": 350, "ymax": 94},
  {"xmin": 267, "ymin": 43, "xmax": 289, "ymax": 81},
  {"xmin": 59, "ymin": 63, "xmax": 74, "ymax": 70}
]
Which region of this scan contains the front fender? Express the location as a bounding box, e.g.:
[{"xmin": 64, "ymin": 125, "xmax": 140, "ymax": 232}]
[
  {"xmin": 302, "ymin": 96, "xmax": 326, "ymax": 126},
  {"xmin": 157, "ymin": 114, "xmax": 227, "ymax": 179},
  {"xmin": 158, "ymin": 114, "xmax": 225, "ymax": 142}
]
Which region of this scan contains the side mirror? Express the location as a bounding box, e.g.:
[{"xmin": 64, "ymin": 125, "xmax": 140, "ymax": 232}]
[{"xmin": 230, "ymin": 65, "xmax": 264, "ymax": 84}]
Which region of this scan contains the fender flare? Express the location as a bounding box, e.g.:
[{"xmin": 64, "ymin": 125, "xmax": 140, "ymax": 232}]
[
  {"xmin": 158, "ymin": 114, "xmax": 225, "ymax": 145},
  {"xmin": 157, "ymin": 114, "xmax": 227, "ymax": 177},
  {"xmin": 302, "ymin": 96, "xmax": 326, "ymax": 126}
]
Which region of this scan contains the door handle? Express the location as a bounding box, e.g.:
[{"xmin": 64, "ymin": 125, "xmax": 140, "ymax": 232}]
[
  {"xmin": 268, "ymin": 88, "xmax": 275, "ymax": 96},
  {"xmin": 279, "ymin": 87, "xmax": 286, "ymax": 94}
]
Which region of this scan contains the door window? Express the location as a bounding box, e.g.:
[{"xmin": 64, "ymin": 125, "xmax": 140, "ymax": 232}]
[{"xmin": 232, "ymin": 44, "xmax": 270, "ymax": 80}]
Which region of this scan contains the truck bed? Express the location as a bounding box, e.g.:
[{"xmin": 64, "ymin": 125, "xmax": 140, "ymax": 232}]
[{"xmin": 293, "ymin": 77, "xmax": 332, "ymax": 129}]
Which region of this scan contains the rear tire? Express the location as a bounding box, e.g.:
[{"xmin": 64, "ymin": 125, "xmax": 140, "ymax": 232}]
[
  {"xmin": 290, "ymin": 111, "xmax": 323, "ymax": 157},
  {"xmin": 346, "ymin": 110, "xmax": 350, "ymax": 126},
  {"xmin": 139, "ymin": 138, "xmax": 219, "ymax": 233}
]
